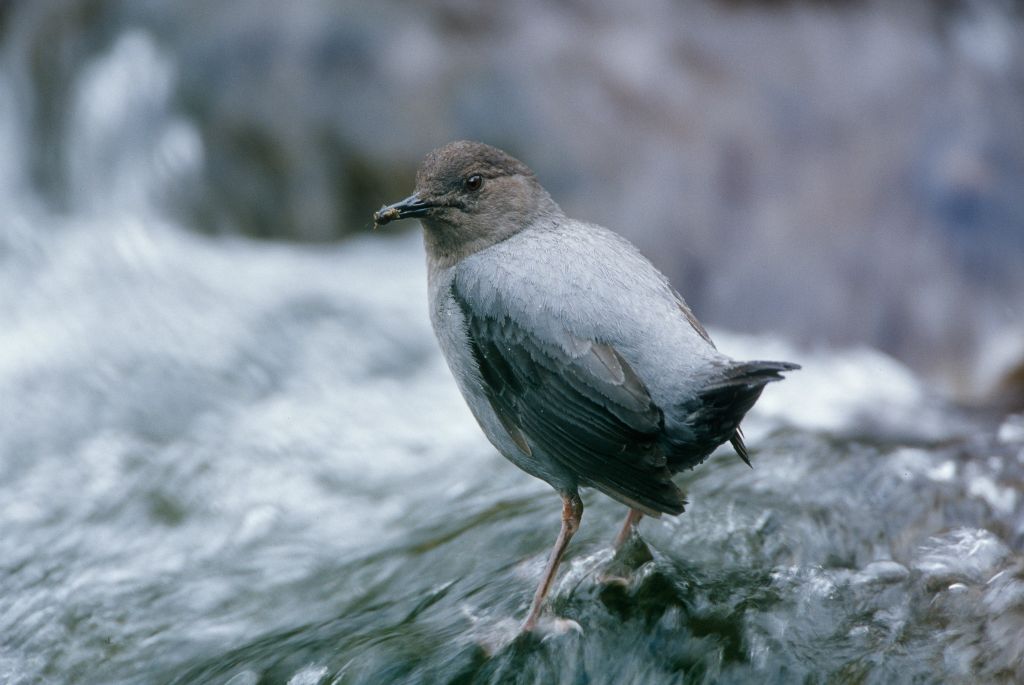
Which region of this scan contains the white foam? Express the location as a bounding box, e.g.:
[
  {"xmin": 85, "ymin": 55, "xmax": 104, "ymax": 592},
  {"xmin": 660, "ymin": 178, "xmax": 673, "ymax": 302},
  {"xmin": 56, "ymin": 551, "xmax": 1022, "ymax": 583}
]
[
  {"xmin": 852, "ymin": 560, "xmax": 910, "ymax": 585},
  {"xmin": 912, "ymin": 528, "xmax": 1011, "ymax": 587},
  {"xmin": 286, "ymin": 665, "xmax": 329, "ymax": 685},
  {"xmin": 967, "ymin": 473, "xmax": 1018, "ymax": 516},
  {"xmin": 712, "ymin": 331, "xmax": 963, "ymax": 441},
  {"xmin": 998, "ymin": 414, "xmax": 1024, "ymax": 445}
]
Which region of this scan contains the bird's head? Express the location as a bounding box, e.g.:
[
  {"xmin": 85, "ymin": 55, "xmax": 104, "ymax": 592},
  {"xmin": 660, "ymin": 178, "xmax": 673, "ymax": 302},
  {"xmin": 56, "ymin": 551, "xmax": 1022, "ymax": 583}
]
[{"xmin": 374, "ymin": 141, "xmax": 560, "ymax": 265}]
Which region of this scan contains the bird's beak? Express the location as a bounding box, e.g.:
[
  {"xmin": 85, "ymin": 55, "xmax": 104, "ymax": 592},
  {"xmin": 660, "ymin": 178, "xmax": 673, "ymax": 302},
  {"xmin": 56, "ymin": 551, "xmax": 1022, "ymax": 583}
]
[{"xmin": 373, "ymin": 193, "xmax": 433, "ymax": 228}]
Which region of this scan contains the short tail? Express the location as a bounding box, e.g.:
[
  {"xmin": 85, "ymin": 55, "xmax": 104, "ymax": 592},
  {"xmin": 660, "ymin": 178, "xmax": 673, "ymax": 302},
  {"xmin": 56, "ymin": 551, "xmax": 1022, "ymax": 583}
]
[
  {"xmin": 705, "ymin": 360, "xmax": 801, "ymax": 391},
  {"xmin": 666, "ymin": 359, "xmax": 798, "ymax": 471},
  {"xmin": 714, "ymin": 360, "xmax": 799, "ymax": 467}
]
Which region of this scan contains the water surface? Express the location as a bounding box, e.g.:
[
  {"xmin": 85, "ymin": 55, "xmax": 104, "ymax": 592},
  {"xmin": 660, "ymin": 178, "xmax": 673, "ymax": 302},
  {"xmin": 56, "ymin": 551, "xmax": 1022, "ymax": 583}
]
[{"xmin": 1, "ymin": 16, "xmax": 1022, "ymax": 685}]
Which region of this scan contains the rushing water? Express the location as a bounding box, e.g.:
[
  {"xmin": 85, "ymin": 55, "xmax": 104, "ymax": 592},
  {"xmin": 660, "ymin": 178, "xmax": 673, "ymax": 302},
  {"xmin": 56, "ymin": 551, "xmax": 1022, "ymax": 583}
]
[{"xmin": 2, "ymin": 23, "xmax": 1024, "ymax": 685}]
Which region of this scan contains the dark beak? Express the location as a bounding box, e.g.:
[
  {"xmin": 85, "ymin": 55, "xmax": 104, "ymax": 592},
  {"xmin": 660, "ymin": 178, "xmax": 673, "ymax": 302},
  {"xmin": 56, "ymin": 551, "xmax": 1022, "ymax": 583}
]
[{"xmin": 373, "ymin": 193, "xmax": 433, "ymax": 228}]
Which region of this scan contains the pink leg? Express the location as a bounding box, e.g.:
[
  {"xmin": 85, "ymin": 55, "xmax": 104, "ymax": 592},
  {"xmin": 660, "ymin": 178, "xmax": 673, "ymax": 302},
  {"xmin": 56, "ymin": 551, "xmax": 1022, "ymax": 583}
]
[
  {"xmin": 521, "ymin": 493, "xmax": 584, "ymax": 631},
  {"xmin": 612, "ymin": 508, "xmax": 644, "ymax": 549}
]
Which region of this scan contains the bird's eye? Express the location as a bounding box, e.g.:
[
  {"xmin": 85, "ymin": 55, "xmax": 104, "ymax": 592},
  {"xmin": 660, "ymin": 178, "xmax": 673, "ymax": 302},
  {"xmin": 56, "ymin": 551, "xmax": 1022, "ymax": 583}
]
[{"xmin": 465, "ymin": 174, "xmax": 483, "ymax": 191}]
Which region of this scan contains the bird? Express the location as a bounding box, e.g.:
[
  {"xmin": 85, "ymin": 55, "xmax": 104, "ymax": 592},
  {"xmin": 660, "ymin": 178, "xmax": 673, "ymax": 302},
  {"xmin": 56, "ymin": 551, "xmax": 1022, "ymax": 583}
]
[{"xmin": 373, "ymin": 141, "xmax": 798, "ymax": 631}]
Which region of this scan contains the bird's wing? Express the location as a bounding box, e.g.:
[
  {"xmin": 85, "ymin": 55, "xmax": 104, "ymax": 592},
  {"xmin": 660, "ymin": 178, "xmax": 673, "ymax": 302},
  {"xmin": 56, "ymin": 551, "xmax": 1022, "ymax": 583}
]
[
  {"xmin": 452, "ymin": 283, "xmax": 686, "ymax": 516},
  {"xmin": 672, "ymin": 288, "xmax": 715, "ymax": 348}
]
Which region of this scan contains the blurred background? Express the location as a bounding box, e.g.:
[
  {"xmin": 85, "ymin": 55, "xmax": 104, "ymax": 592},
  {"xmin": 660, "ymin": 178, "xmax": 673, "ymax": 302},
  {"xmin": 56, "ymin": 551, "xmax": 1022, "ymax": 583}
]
[
  {"xmin": 3, "ymin": 0, "xmax": 1023, "ymax": 403},
  {"xmin": 2, "ymin": 1, "xmax": 1024, "ymax": 683}
]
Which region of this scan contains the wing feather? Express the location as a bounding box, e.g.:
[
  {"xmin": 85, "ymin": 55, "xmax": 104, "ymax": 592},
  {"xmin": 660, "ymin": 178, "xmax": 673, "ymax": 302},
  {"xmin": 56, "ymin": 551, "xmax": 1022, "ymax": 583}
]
[{"xmin": 453, "ymin": 283, "xmax": 686, "ymax": 515}]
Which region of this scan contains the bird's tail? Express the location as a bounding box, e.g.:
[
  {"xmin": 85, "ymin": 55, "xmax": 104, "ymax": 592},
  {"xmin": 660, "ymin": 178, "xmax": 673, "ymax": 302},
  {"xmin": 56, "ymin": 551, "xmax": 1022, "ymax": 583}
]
[
  {"xmin": 705, "ymin": 360, "xmax": 801, "ymax": 391},
  {"xmin": 711, "ymin": 360, "xmax": 799, "ymax": 466},
  {"xmin": 667, "ymin": 359, "xmax": 799, "ymax": 470}
]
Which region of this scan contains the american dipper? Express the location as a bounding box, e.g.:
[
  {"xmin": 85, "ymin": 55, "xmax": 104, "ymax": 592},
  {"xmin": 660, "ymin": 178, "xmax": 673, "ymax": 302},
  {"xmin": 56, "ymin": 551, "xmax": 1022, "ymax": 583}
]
[{"xmin": 374, "ymin": 141, "xmax": 798, "ymax": 631}]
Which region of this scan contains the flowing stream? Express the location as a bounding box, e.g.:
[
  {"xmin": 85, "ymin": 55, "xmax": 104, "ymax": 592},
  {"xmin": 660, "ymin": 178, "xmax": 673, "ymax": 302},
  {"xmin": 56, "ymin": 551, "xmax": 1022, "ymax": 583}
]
[{"xmin": 1, "ymin": 21, "xmax": 1022, "ymax": 685}]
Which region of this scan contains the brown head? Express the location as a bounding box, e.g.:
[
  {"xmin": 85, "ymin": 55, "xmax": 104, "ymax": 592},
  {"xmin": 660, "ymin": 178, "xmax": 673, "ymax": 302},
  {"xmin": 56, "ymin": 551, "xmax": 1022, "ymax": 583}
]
[{"xmin": 374, "ymin": 141, "xmax": 561, "ymax": 266}]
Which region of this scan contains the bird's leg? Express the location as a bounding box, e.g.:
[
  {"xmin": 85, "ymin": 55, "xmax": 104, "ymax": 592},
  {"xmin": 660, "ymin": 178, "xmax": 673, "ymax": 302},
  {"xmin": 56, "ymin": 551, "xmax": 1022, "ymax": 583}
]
[
  {"xmin": 612, "ymin": 508, "xmax": 644, "ymax": 549},
  {"xmin": 521, "ymin": 492, "xmax": 584, "ymax": 632}
]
